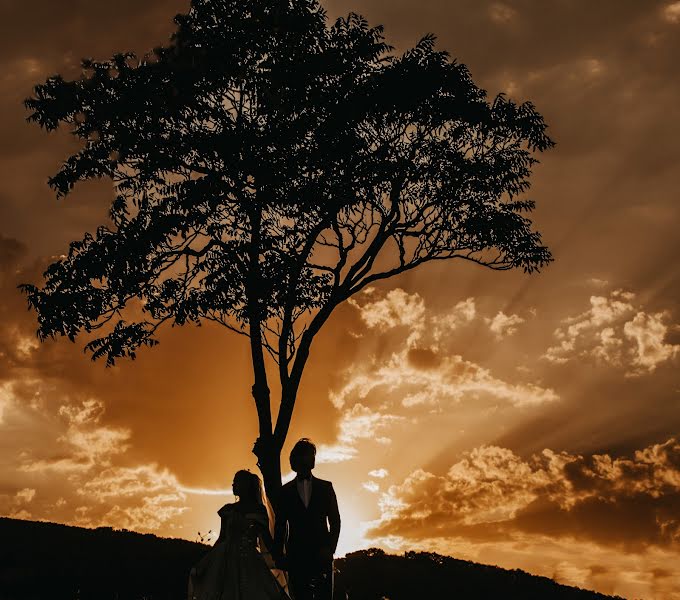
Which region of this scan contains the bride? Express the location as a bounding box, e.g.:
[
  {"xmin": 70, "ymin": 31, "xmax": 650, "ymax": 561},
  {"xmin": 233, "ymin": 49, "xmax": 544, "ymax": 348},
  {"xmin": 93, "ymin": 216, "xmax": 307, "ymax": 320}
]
[{"xmin": 188, "ymin": 470, "xmax": 290, "ymax": 600}]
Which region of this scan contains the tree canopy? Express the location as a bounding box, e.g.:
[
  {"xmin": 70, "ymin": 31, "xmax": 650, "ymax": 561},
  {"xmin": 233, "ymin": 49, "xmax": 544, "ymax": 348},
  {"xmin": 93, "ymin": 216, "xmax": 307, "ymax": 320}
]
[{"xmin": 22, "ymin": 0, "xmax": 553, "ymax": 494}]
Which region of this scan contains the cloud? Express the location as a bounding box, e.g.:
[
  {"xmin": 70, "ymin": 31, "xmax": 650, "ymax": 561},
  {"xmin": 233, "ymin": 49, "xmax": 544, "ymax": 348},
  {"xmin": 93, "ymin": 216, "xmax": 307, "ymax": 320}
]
[
  {"xmin": 317, "ymin": 404, "xmax": 404, "ymax": 463},
  {"xmin": 18, "ymin": 398, "xmax": 131, "ymax": 474},
  {"xmin": 366, "ymin": 438, "xmax": 680, "ymax": 551},
  {"xmin": 15, "ymin": 488, "xmax": 36, "ymax": 503},
  {"xmin": 2, "ymin": 487, "xmax": 38, "ymax": 520},
  {"xmin": 319, "ymin": 287, "xmax": 561, "ymax": 533},
  {"xmin": 369, "ymin": 468, "xmax": 389, "ymax": 479},
  {"xmin": 0, "ymin": 386, "xmax": 190, "ymax": 534},
  {"xmin": 662, "ymin": 1, "xmax": 680, "ymax": 23},
  {"xmin": 0, "ymin": 382, "xmax": 11, "ymax": 425},
  {"xmin": 623, "ymin": 311, "xmax": 680, "ymax": 375},
  {"xmin": 362, "ymin": 481, "xmax": 380, "ymax": 493},
  {"xmin": 488, "ymin": 3, "xmax": 517, "ymax": 24},
  {"xmin": 544, "ymin": 290, "xmax": 679, "ymax": 375},
  {"xmin": 485, "ymin": 311, "xmax": 526, "ymax": 339},
  {"xmin": 331, "ymin": 349, "xmax": 557, "ymax": 410},
  {"xmin": 432, "ymin": 298, "xmax": 476, "ymax": 341},
  {"xmin": 315, "ymin": 444, "xmax": 358, "ymax": 464},
  {"xmin": 0, "ymin": 234, "xmax": 26, "ymax": 262},
  {"xmin": 73, "ymin": 464, "xmax": 189, "ymax": 531},
  {"xmin": 0, "ymin": 242, "xmax": 194, "ymax": 533},
  {"xmin": 350, "ymin": 290, "xmax": 478, "ymax": 350},
  {"xmin": 590, "ymin": 327, "xmax": 624, "ymax": 365},
  {"xmin": 349, "ymin": 288, "xmax": 426, "ymax": 331}
]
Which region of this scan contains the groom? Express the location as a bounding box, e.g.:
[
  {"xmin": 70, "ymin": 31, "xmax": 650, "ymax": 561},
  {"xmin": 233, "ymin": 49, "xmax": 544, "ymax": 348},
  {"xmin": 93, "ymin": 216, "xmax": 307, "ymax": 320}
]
[{"xmin": 274, "ymin": 438, "xmax": 341, "ymax": 600}]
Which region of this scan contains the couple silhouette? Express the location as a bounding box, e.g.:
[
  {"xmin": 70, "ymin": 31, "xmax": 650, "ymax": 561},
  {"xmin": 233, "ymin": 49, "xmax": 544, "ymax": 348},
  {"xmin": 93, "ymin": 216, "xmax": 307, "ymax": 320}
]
[{"xmin": 188, "ymin": 439, "xmax": 341, "ymax": 600}]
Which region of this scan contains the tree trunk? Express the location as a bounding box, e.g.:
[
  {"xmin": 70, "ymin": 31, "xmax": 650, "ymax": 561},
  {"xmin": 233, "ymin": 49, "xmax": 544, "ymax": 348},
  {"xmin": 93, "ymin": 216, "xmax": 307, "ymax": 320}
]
[
  {"xmin": 255, "ymin": 381, "xmax": 300, "ymax": 510},
  {"xmin": 253, "ymin": 433, "xmax": 283, "ymax": 509},
  {"xmin": 245, "ymin": 203, "xmax": 282, "ymax": 506}
]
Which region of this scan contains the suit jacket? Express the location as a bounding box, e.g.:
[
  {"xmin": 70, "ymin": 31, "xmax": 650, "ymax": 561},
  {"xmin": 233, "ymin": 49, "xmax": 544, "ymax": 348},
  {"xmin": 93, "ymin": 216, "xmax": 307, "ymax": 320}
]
[{"xmin": 274, "ymin": 475, "xmax": 341, "ymax": 570}]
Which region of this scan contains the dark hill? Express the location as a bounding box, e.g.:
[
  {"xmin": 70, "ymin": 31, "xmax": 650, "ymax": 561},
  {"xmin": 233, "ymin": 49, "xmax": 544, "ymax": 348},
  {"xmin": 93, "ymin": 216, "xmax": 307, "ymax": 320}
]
[
  {"xmin": 0, "ymin": 516, "xmax": 204, "ymax": 600},
  {"xmin": 334, "ymin": 548, "xmax": 625, "ymax": 600},
  {"xmin": 0, "ymin": 517, "xmax": 624, "ymax": 600}
]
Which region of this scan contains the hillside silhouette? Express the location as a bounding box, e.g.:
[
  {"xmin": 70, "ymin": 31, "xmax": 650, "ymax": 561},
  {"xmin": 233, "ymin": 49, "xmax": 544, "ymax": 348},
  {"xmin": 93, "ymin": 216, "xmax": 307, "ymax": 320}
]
[
  {"xmin": 333, "ymin": 548, "xmax": 624, "ymax": 600},
  {"xmin": 0, "ymin": 517, "xmax": 624, "ymax": 600}
]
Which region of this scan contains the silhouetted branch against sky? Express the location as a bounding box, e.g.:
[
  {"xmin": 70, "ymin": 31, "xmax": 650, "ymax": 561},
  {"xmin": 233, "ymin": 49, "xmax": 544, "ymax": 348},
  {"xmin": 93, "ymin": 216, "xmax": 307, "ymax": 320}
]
[{"xmin": 20, "ymin": 0, "xmax": 553, "ymax": 489}]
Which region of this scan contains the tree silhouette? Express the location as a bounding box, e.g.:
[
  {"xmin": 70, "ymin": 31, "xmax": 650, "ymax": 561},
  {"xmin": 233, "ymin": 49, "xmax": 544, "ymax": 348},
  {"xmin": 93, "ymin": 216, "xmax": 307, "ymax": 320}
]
[{"xmin": 21, "ymin": 0, "xmax": 554, "ymax": 502}]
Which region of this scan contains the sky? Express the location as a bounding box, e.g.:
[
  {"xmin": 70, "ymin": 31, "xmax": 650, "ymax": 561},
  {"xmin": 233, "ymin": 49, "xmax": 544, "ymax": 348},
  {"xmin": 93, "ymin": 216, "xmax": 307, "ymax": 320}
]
[{"xmin": 1, "ymin": 0, "xmax": 680, "ymax": 598}]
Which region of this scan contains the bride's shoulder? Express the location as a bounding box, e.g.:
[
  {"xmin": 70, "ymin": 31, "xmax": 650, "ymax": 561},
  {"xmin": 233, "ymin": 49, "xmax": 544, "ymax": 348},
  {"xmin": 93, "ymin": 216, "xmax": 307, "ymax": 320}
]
[{"xmin": 217, "ymin": 503, "xmax": 236, "ymax": 517}]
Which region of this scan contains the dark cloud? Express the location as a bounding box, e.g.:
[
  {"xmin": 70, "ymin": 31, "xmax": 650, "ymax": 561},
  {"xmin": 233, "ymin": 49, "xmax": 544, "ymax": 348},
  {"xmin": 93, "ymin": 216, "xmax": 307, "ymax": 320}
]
[
  {"xmin": 0, "ymin": 1, "xmax": 187, "ymax": 64},
  {"xmin": 406, "ymin": 347, "xmax": 442, "ymax": 370},
  {"xmin": 368, "ymin": 438, "xmax": 680, "ymax": 550},
  {"xmin": 0, "ymin": 1, "xmax": 187, "ymax": 248},
  {"xmin": 0, "ymin": 234, "xmax": 27, "ymax": 269},
  {"xmin": 515, "ymin": 491, "xmax": 680, "ymax": 549}
]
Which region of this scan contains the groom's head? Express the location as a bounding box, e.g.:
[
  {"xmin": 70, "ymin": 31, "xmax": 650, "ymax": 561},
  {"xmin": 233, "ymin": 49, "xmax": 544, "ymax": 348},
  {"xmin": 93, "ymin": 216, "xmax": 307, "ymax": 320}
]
[{"xmin": 290, "ymin": 438, "xmax": 316, "ymax": 476}]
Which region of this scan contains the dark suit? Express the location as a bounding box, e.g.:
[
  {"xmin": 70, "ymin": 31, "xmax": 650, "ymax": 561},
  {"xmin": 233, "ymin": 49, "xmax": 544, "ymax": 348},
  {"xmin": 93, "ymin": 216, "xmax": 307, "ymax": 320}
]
[{"xmin": 274, "ymin": 475, "xmax": 340, "ymax": 600}]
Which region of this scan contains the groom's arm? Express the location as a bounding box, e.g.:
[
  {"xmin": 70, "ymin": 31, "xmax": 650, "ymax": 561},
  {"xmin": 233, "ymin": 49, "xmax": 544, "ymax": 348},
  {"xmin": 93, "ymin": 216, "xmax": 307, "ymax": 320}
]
[{"xmin": 327, "ymin": 483, "xmax": 341, "ymax": 555}]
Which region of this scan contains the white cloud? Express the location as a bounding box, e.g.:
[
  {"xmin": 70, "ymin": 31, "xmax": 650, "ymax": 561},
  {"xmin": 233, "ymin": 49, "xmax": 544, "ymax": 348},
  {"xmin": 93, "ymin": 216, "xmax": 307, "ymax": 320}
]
[
  {"xmin": 58, "ymin": 398, "xmax": 103, "ymax": 425},
  {"xmin": 624, "ymin": 312, "xmax": 680, "ymax": 375},
  {"xmin": 19, "ymin": 399, "xmax": 131, "ymax": 473},
  {"xmin": 662, "ymin": 1, "xmax": 680, "ymax": 23},
  {"xmin": 80, "ymin": 464, "xmax": 185, "ymax": 499},
  {"xmin": 369, "ymin": 468, "xmax": 389, "ymax": 479},
  {"xmin": 15, "ymin": 488, "xmax": 36, "ymax": 503},
  {"xmin": 565, "ymin": 291, "xmax": 635, "ymax": 334},
  {"xmin": 351, "ymin": 291, "xmax": 480, "ymax": 351},
  {"xmin": 348, "ymin": 288, "xmax": 427, "ymax": 347},
  {"xmin": 362, "ymin": 481, "xmax": 380, "ymax": 493},
  {"xmin": 485, "ymin": 311, "xmax": 525, "ymax": 339},
  {"xmin": 315, "ymin": 445, "xmax": 358, "ymax": 464},
  {"xmin": 178, "ymin": 485, "xmax": 234, "ymax": 496},
  {"xmin": 544, "ymin": 290, "xmax": 679, "ymax": 375},
  {"xmin": 349, "ymin": 288, "xmax": 425, "ymax": 331},
  {"xmin": 69, "ymin": 464, "xmax": 189, "ymax": 531},
  {"xmin": 591, "ymin": 327, "xmax": 623, "ymax": 365},
  {"xmin": 317, "ymin": 404, "xmax": 405, "ymax": 463},
  {"xmin": 373, "ymin": 446, "xmax": 566, "ymax": 529},
  {"xmin": 332, "ymin": 349, "xmax": 557, "ymax": 411},
  {"xmin": 75, "ymin": 494, "xmax": 189, "ymax": 532},
  {"xmin": 432, "ymin": 297, "xmax": 476, "ymax": 341}
]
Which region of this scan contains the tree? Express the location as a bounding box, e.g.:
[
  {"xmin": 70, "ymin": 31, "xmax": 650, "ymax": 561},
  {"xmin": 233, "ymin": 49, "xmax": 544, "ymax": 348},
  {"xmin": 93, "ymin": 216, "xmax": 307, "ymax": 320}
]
[{"xmin": 21, "ymin": 0, "xmax": 554, "ymax": 504}]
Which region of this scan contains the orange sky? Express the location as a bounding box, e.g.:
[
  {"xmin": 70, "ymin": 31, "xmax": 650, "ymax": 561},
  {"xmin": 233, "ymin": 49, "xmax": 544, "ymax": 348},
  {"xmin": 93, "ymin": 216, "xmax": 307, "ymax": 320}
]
[{"xmin": 1, "ymin": 1, "xmax": 680, "ymax": 598}]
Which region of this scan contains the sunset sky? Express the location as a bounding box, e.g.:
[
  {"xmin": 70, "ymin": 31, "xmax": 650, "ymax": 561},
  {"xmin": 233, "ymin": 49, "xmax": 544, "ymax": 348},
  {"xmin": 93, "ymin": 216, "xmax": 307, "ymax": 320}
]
[{"xmin": 1, "ymin": 1, "xmax": 680, "ymax": 598}]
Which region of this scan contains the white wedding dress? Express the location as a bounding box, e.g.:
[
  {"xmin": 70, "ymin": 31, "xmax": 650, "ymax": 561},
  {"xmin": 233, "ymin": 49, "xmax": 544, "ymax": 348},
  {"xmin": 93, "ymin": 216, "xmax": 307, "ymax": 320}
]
[{"xmin": 188, "ymin": 503, "xmax": 290, "ymax": 600}]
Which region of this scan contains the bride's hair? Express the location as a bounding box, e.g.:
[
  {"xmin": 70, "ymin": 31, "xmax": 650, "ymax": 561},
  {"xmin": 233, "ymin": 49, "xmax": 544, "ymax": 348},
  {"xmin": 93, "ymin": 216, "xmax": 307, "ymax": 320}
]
[{"xmin": 233, "ymin": 470, "xmax": 275, "ymax": 537}]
